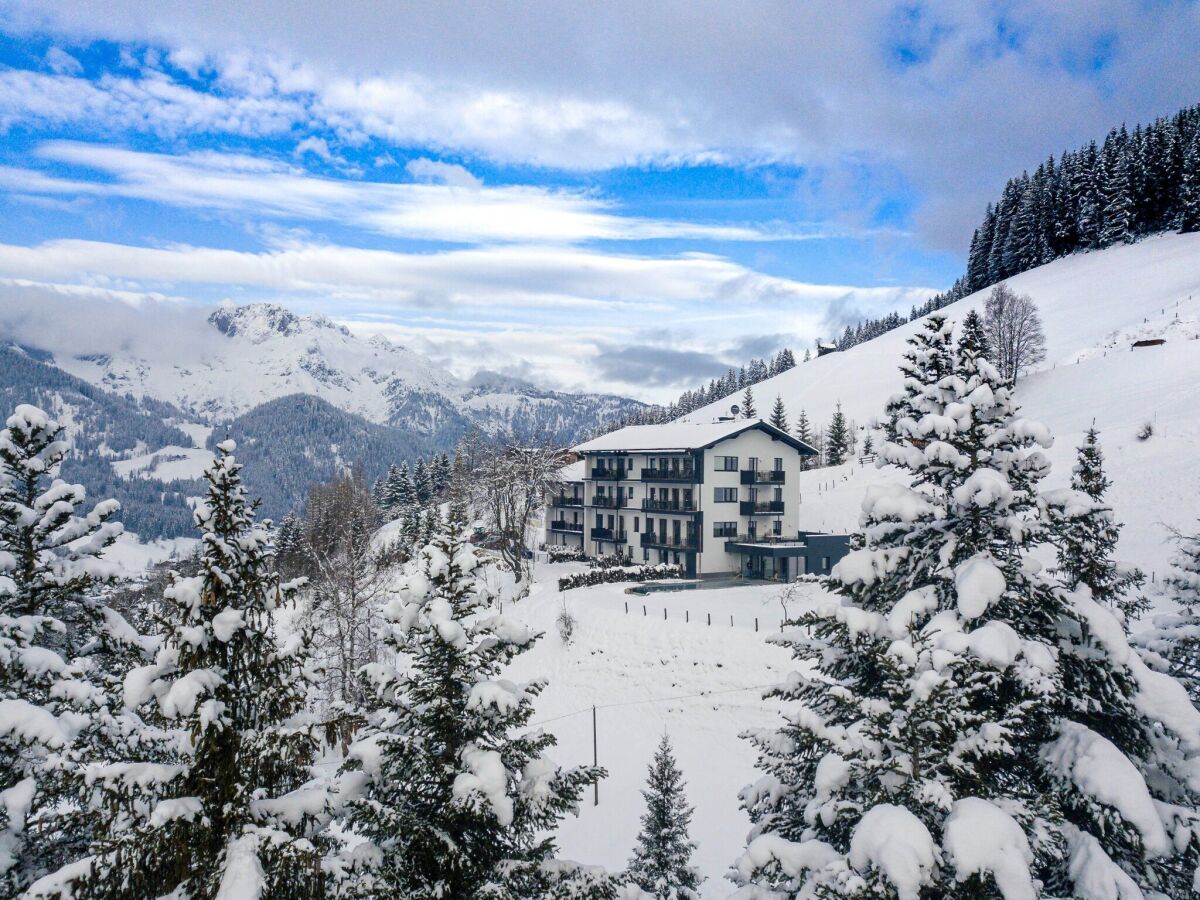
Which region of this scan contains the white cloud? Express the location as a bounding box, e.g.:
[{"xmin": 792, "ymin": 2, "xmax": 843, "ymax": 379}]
[
  {"xmin": 293, "ymin": 135, "xmax": 335, "ymax": 162},
  {"xmin": 405, "ymin": 157, "xmax": 481, "ymax": 189},
  {"xmin": 0, "ymin": 235, "xmax": 932, "ymax": 400},
  {"xmin": 44, "ymin": 46, "xmax": 82, "ymax": 75},
  {"xmin": 2, "ymin": 142, "xmax": 795, "ymax": 245}
]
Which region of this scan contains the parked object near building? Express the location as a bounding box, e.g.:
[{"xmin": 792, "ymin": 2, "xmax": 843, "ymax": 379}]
[{"xmin": 544, "ymin": 418, "xmax": 851, "ymax": 580}]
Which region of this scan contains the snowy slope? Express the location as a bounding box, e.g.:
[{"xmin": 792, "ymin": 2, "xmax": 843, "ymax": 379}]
[{"xmin": 684, "ymin": 232, "xmax": 1200, "ymax": 578}]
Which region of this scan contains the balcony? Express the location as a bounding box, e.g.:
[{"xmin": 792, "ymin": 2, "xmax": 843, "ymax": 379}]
[
  {"xmin": 740, "ymin": 469, "xmax": 786, "ymax": 485},
  {"xmin": 641, "ymin": 497, "xmax": 697, "ymax": 513},
  {"xmin": 590, "ymin": 494, "xmax": 628, "ymax": 509},
  {"xmin": 591, "ymin": 527, "xmax": 628, "ymax": 543},
  {"xmin": 740, "ymin": 500, "xmax": 785, "ymax": 516},
  {"xmin": 591, "ymin": 466, "xmax": 629, "ymax": 480},
  {"xmin": 549, "ymin": 520, "xmax": 584, "ymax": 533},
  {"xmin": 641, "ymin": 466, "xmax": 696, "ymax": 482},
  {"xmin": 640, "ymin": 531, "xmax": 700, "ymax": 551},
  {"xmin": 550, "ymin": 495, "xmax": 584, "ymax": 508}
]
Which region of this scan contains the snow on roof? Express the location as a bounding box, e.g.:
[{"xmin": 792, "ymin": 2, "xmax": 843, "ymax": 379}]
[
  {"xmin": 573, "ymin": 418, "xmax": 807, "ymax": 454},
  {"xmin": 558, "ymin": 459, "xmax": 586, "ymax": 482}
]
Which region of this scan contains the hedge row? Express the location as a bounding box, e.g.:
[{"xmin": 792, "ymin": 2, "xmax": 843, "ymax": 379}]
[{"xmin": 557, "ymin": 563, "xmax": 684, "ymax": 593}]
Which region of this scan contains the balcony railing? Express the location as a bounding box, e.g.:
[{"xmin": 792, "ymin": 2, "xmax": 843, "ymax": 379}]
[
  {"xmin": 591, "ymin": 467, "xmax": 629, "ymax": 480},
  {"xmin": 740, "ymin": 500, "xmax": 785, "ymax": 516},
  {"xmin": 740, "ymin": 469, "xmax": 786, "ymax": 485},
  {"xmin": 723, "ymin": 532, "xmax": 803, "ymax": 546},
  {"xmin": 590, "ymin": 494, "xmax": 628, "ymax": 509},
  {"xmin": 640, "ymin": 532, "xmax": 700, "ymax": 551},
  {"xmin": 550, "ymin": 495, "xmax": 584, "ymax": 508},
  {"xmin": 640, "ymin": 467, "xmax": 696, "ymax": 482},
  {"xmin": 591, "ymin": 527, "xmax": 628, "ymax": 543},
  {"xmin": 641, "ymin": 497, "xmax": 697, "ymax": 513},
  {"xmin": 549, "ymin": 520, "xmax": 584, "ymax": 533}
]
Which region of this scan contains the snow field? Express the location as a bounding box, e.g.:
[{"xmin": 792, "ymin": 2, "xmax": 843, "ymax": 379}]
[{"xmin": 502, "ymin": 567, "xmax": 829, "ymax": 897}]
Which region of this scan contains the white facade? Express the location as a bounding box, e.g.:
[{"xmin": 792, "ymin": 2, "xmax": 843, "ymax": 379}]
[{"xmin": 546, "ymin": 419, "xmax": 818, "ymax": 578}]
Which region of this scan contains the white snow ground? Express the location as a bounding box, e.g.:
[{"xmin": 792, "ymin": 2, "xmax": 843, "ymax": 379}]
[{"xmin": 501, "ymin": 566, "xmax": 825, "ymax": 897}]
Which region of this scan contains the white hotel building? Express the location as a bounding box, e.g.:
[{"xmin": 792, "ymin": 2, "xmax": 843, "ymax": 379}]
[{"xmin": 544, "ymin": 419, "xmax": 849, "ymax": 580}]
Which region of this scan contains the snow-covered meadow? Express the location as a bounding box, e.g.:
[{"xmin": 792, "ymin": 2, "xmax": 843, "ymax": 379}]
[{"xmin": 498, "ymin": 566, "xmax": 824, "ymax": 896}]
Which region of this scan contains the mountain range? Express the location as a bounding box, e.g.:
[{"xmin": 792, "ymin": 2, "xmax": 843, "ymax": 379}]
[{"xmin": 0, "ymin": 296, "xmax": 644, "ymax": 535}]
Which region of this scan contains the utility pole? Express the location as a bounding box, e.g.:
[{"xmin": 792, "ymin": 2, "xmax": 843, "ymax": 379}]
[{"xmin": 592, "ymin": 705, "xmax": 599, "ymax": 806}]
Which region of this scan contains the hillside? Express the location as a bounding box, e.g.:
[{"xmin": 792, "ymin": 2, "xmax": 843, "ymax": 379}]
[{"xmin": 684, "ymin": 232, "xmax": 1200, "ymax": 577}]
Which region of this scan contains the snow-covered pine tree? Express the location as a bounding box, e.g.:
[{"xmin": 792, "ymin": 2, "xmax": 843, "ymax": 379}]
[
  {"xmin": 275, "ymin": 510, "xmax": 304, "ymax": 577},
  {"xmin": 768, "ymin": 395, "xmax": 788, "ymax": 433},
  {"xmin": 882, "ymin": 314, "xmax": 955, "ymax": 443},
  {"xmin": 1180, "ymin": 129, "xmax": 1200, "ymax": 233},
  {"xmin": 794, "ymin": 410, "xmax": 815, "ymax": 471},
  {"xmin": 741, "ymin": 386, "xmax": 756, "ymax": 419},
  {"xmin": 0, "ymin": 404, "xmax": 122, "ymax": 893},
  {"xmin": 449, "ymin": 446, "xmax": 470, "ymax": 524},
  {"xmin": 1047, "ymin": 428, "xmax": 1146, "ymax": 619},
  {"xmin": 625, "ymin": 735, "xmax": 700, "ymax": 899},
  {"xmin": 413, "ymin": 457, "xmax": 432, "ymax": 505},
  {"xmin": 42, "ymin": 441, "xmax": 325, "ymax": 900},
  {"xmin": 335, "ymin": 526, "xmax": 605, "ymax": 897},
  {"xmin": 733, "ymin": 312, "xmax": 1200, "ymax": 898},
  {"xmin": 386, "ymin": 462, "xmax": 415, "ymax": 521},
  {"xmin": 1135, "ymin": 522, "xmax": 1200, "ymax": 704},
  {"xmin": 824, "ymin": 402, "xmax": 850, "ymax": 466}
]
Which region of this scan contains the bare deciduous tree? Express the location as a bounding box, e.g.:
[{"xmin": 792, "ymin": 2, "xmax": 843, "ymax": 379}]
[
  {"xmin": 983, "ymin": 282, "xmax": 1047, "ymax": 384},
  {"xmin": 295, "ymin": 469, "xmax": 394, "ymax": 708},
  {"xmin": 470, "ymin": 435, "xmax": 565, "ymax": 583}
]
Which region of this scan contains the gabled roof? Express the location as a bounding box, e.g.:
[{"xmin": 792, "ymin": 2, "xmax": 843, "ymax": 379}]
[{"xmin": 573, "ymin": 418, "xmax": 816, "ymax": 455}]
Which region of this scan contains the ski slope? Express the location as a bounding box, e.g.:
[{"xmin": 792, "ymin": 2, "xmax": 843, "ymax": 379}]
[{"xmin": 685, "ymin": 232, "xmax": 1200, "ymax": 578}]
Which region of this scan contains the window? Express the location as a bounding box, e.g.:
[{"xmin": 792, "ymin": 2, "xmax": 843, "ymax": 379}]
[
  {"xmin": 714, "ymin": 455, "xmax": 738, "ymax": 471},
  {"xmin": 633, "ymin": 517, "xmax": 641, "ymax": 533},
  {"xmin": 822, "ymin": 556, "xmax": 831, "ymax": 572},
  {"xmin": 774, "ymin": 457, "xmax": 783, "ymax": 471},
  {"xmin": 713, "ymin": 521, "xmax": 738, "ymax": 537},
  {"xmin": 713, "ymin": 487, "xmax": 737, "ymax": 502},
  {"xmin": 772, "ymin": 519, "xmax": 782, "ymax": 535}
]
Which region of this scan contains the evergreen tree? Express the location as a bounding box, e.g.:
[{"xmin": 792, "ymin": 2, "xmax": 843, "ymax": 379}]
[
  {"xmin": 1048, "ymin": 428, "xmax": 1147, "ymax": 619},
  {"xmin": 336, "ymin": 526, "xmax": 605, "ymax": 897},
  {"xmin": 625, "ymin": 736, "xmax": 700, "ymax": 899},
  {"xmin": 275, "ymin": 510, "xmax": 304, "ymax": 576},
  {"xmin": 1100, "ymin": 131, "xmax": 1136, "ymax": 246},
  {"xmin": 883, "ymin": 315, "xmax": 955, "ymax": 443},
  {"xmin": 824, "ymin": 402, "xmax": 850, "ymax": 466},
  {"xmin": 741, "ymin": 386, "xmax": 756, "ymax": 419},
  {"xmin": 1136, "ymin": 522, "xmax": 1200, "ymax": 704},
  {"xmin": 448, "ymin": 447, "xmax": 470, "ymax": 525},
  {"xmin": 413, "ymin": 457, "xmax": 432, "ymax": 506},
  {"xmin": 0, "ymin": 404, "xmax": 122, "ymax": 893},
  {"xmin": 386, "ymin": 461, "xmax": 415, "ymax": 521},
  {"xmin": 49, "ymin": 441, "xmax": 325, "ymax": 899},
  {"xmin": 768, "ymin": 395, "xmax": 788, "ymax": 433},
  {"xmin": 794, "ymin": 410, "xmax": 815, "ymax": 471},
  {"xmin": 1180, "ymin": 129, "xmax": 1200, "ymax": 233},
  {"xmin": 734, "ymin": 319, "xmax": 1200, "ymax": 897}
]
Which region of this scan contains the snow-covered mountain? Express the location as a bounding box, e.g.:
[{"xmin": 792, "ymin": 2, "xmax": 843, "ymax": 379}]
[
  {"xmin": 18, "ymin": 300, "xmax": 641, "ymax": 439},
  {"xmin": 682, "ymin": 231, "xmax": 1200, "ymax": 577}
]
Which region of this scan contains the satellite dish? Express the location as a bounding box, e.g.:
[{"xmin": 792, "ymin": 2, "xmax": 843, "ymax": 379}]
[{"xmin": 730, "ymin": 404, "xmax": 741, "ymax": 416}]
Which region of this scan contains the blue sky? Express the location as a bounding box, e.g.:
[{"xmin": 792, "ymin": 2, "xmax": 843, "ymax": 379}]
[{"xmin": 0, "ymin": 2, "xmax": 1197, "ymax": 402}]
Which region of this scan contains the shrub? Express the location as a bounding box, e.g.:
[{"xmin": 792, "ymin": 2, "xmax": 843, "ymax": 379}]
[
  {"xmin": 558, "ymin": 563, "xmax": 684, "ymax": 592},
  {"xmin": 556, "ymin": 604, "xmax": 577, "ymax": 644},
  {"xmin": 589, "ymin": 552, "xmax": 631, "ymax": 570},
  {"xmin": 1137, "ymin": 421, "xmax": 1154, "ymax": 441},
  {"xmin": 547, "ymin": 545, "xmax": 587, "ymax": 563}
]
